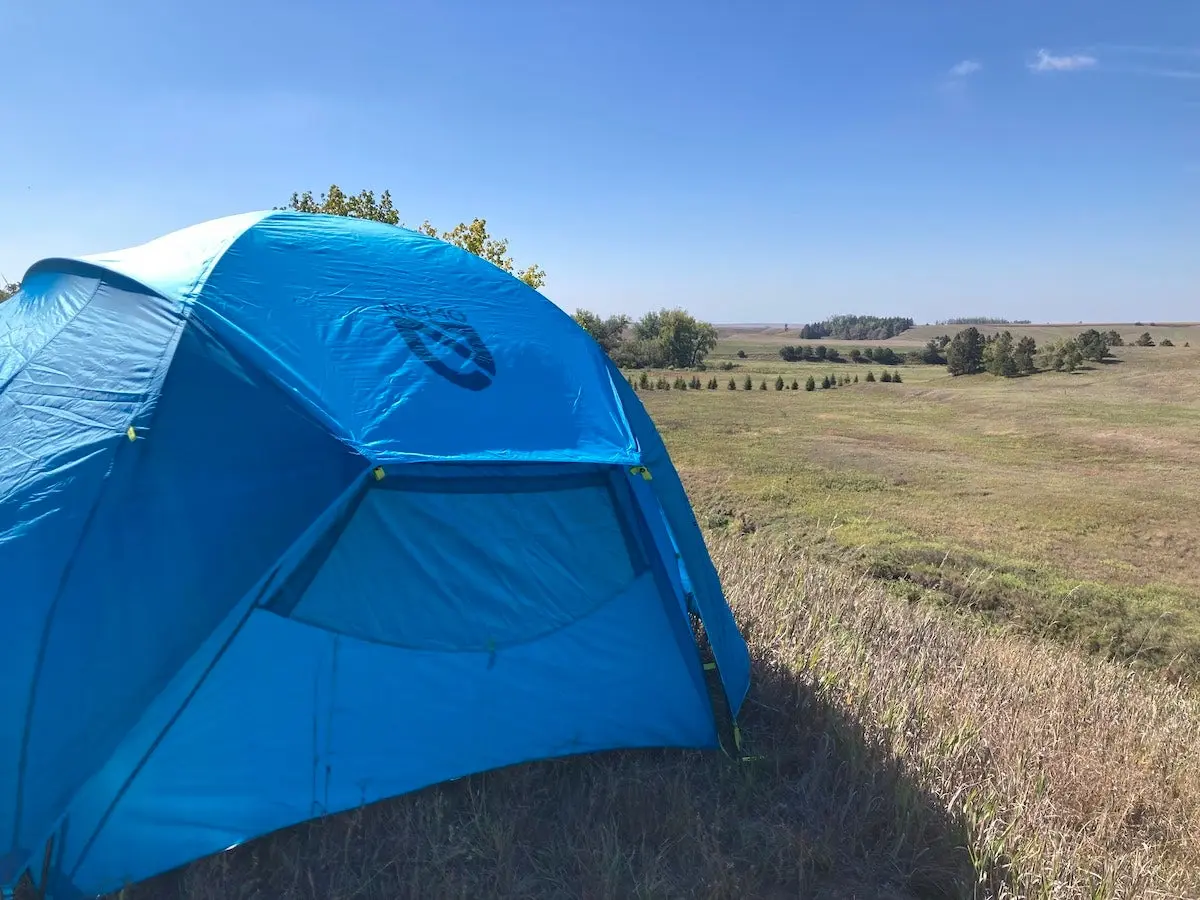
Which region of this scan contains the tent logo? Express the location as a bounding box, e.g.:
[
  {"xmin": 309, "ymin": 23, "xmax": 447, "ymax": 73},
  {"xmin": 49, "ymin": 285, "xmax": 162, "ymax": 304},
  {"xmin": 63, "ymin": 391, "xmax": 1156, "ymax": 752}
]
[{"xmin": 383, "ymin": 303, "xmax": 496, "ymax": 391}]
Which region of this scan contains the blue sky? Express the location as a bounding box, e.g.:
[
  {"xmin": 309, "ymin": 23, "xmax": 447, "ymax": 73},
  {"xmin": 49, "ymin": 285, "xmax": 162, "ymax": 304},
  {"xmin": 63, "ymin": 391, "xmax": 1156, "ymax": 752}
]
[{"xmin": 1, "ymin": 0, "xmax": 1197, "ymax": 324}]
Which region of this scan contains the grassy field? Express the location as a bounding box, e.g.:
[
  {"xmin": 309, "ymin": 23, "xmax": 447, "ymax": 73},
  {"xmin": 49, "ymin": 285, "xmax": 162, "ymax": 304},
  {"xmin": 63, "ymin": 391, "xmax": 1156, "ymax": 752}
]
[
  {"xmin": 635, "ymin": 338, "xmax": 1200, "ymax": 674},
  {"xmin": 74, "ymin": 323, "xmax": 1200, "ymax": 899}
]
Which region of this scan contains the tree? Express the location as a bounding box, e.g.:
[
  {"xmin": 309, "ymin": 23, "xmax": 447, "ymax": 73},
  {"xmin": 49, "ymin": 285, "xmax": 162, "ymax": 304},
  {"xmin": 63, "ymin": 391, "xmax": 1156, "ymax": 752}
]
[
  {"xmin": 775, "ymin": 375, "xmax": 785, "ymax": 391},
  {"xmin": 880, "ymin": 370, "xmax": 892, "ymax": 383},
  {"xmin": 1038, "ymin": 339, "xmax": 1085, "ymax": 372},
  {"xmin": 848, "ymin": 348, "xmax": 863, "ymax": 363},
  {"xmin": 633, "ymin": 308, "xmax": 718, "ymax": 368},
  {"xmin": 1161, "ymin": 338, "xmax": 1175, "ymax": 347},
  {"xmin": 572, "ymin": 310, "xmax": 630, "ymax": 355},
  {"xmin": 1135, "ymin": 332, "xmax": 1156, "ymax": 347},
  {"xmin": 984, "ymin": 330, "xmax": 1019, "ymax": 377},
  {"xmin": 728, "ymin": 377, "xmax": 737, "ymax": 390},
  {"xmin": 892, "ymin": 370, "xmax": 902, "ymax": 383},
  {"xmin": 920, "ymin": 339, "xmax": 946, "ymax": 365},
  {"xmin": 286, "ymin": 184, "xmax": 546, "ymax": 289},
  {"xmin": 743, "ymin": 375, "xmax": 753, "ymax": 390},
  {"xmin": 0, "ymin": 281, "xmax": 18, "ymax": 303},
  {"xmin": 805, "ymin": 376, "xmax": 816, "ymax": 391},
  {"xmin": 946, "ymin": 327, "xmax": 985, "ymax": 376},
  {"xmin": 1105, "ymin": 330, "xmax": 1124, "ymax": 347},
  {"xmin": 1013, "ymin": 336, "xmax": 1037, "ymax": 374},
  {"xmin": 865, "ymin": 371, "xmax": 876, "ymax": 382},
  {"xmin": 1076, "ymin": 329, "xmax": 1110, "ymax": 363}
]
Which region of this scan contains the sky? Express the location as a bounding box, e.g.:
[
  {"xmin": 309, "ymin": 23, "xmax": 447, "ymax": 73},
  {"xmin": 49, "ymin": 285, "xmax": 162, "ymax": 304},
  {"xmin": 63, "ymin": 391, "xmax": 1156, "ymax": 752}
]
[{"xmin": 1, "ymin": 0, "xmax": 1197, "ymax": 325}]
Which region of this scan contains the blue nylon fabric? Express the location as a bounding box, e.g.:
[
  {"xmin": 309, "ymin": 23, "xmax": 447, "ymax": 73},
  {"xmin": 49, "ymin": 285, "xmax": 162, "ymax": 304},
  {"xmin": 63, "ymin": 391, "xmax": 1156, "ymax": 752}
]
[
  {"xmin": 607, "ymin": 362, "xmax": 752, "ymax": 716},
  {"xmin": 0, "ymin": 212, "xmax": 749, "ymax": 896}
]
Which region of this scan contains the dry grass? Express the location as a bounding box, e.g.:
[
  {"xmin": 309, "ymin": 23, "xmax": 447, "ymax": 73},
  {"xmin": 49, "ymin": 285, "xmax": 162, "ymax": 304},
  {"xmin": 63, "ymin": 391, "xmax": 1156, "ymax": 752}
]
[
  {"xmin": 633, "ymin": 344, "xmax": 1200, "ymax": 674},
  {"xmin": 107, "ymin": 537, "xmax": 1200, "ymax": 900}
]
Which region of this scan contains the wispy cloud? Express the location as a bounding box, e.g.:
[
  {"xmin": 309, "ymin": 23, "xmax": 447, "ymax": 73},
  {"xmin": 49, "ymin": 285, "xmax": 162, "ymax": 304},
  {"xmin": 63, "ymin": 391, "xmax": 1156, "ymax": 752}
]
[
  {"xmin": 1029, "ymin": 49, "xmax": 1098, "ymax": 72},
  {"xmin": 1091, "ymin": 44, "xmax": 1200, "ymax": 59},
  {"xmin": 949, "ymin": 59, "xmax": 982, "ymax": 77}
]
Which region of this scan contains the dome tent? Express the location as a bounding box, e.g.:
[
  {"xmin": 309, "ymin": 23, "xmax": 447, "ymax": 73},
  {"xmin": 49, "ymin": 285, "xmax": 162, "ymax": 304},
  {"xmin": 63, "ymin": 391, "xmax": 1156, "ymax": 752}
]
[{"xmin": 0, "ymin": 211, "xmax": 750, "ymax": 897}]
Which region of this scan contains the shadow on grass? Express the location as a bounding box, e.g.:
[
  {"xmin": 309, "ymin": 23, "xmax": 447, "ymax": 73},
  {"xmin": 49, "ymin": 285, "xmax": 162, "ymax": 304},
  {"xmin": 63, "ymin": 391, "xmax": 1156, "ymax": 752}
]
[{"xmin": 96, "ymin": 657, "xmax": 977, "ymax": 900}]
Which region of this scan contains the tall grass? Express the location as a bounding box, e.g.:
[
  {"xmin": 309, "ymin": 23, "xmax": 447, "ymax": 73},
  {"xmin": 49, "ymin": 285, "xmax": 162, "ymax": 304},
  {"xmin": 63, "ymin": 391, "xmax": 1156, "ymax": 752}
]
[{"xmin": 104, "ymin": 537, "xmax": 1198, "ymax": 899}]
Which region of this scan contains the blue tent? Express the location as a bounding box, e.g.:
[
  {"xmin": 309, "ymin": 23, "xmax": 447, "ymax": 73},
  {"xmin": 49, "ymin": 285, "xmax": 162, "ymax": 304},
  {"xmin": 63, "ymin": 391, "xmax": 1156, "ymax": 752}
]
[{"xmin": 0, "ymin": 211, "xmax": 750, "ymax": 897}]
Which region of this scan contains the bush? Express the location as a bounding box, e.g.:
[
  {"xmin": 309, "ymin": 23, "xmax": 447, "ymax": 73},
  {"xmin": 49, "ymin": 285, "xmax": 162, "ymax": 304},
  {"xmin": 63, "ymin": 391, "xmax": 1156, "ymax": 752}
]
[
  {"xmin": 737, "ymin": 349, "xmax": 747, "ymax": 358},
  {"xmin": 791, "ymin": 379, "xmax": 799, "ymax": 390},
  {"xmin": 655, "ymin": 376, "xmax": 669, "ymax": 390},
  {"xmin": 759, "ymin": 380, "xmax": 768, "ymax": 391},
  {"xmin": 1161, "ymin": 338, "xmax": 1175, "ymax": 347},
  {"xmin": 892, "ymin": 370, "xmax": 902, "ymax": 383},
  {"xmin": 775, "ymin": 375, "xmax": 785, "ymax": 391},
  {"xmin": 865, "ymin": 371, "xmax": 876, "ymax": 382},
  {"xmin": 805, "ymin": 376, "xmax": 816, "ymax": 391},
  {"xmin": 674, "ymin": 376, "xmax": 687, "ymax": 391},
  {"xmin": 820, "ymin": 376, "xmax": 830, "ymax": 389},
  {"xmin": 728, "ymin": 377, "xmax": 737, "ymax": 390},
  {"xmin": 880, "ymin": 371, "xmax": 892, "ymax": 383},
  {"xmin": 708, "ymin": 377, "xmax": 718, "ymax": 390},
  {"xmin": 853, "ymin": 374, "xmax": 859, "ymax": 383},
  {"xmin": 638, "ymin": 371, "xmax": 650, "ymax": 390},
  {"xmin": 743, "ymin": 375, "xmax": 753, "ymax": 390},
  {"xmin": 720, "ymin": 361, "xmax": 735, "ymax": 370}
]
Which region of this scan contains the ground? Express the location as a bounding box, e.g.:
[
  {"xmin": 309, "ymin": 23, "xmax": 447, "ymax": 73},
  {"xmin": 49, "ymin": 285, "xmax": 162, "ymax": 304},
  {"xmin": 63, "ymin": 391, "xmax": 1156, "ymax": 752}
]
[{"xmin": 636, "ymin": 332, "xmax": 1200, "ymax": 673}]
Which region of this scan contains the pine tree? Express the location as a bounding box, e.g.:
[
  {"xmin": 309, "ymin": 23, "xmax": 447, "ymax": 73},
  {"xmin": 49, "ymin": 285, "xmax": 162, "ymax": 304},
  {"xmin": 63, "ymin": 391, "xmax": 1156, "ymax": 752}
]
[
  {"xmin": 728, "ymin": 377, "xmax": 737, "ymax": 390},
  {"xmin": 880, "ymin": 370, "xmax": 892, "ymax": 383},
  {"xmin": 865, "ymin": 371, "xmax": 876, "ymax": 382},
  {"xmin": 853, "ymin": 374, "xmax": 859, "ymax": 383},
  {"xmin": 805, "ymin": 376, "xmax": 816, "ymax": 391},
  {"xmin": 743, "ymin": 375, "xmax": 753, "ymax": 390},
  {"xmin": 775, "ymin": 375, "xmax": 785, "ymax": 391},
  {"xmin": 759, "ymin": 379, "xmax": 768, "ymax": 390},
  {"xmin": 892, "ymin": 370, "xmax": 902, "ymax": 383},
  {"xmin": 791, "ymin": 379, "xmax": 799, "ymax": 390}
]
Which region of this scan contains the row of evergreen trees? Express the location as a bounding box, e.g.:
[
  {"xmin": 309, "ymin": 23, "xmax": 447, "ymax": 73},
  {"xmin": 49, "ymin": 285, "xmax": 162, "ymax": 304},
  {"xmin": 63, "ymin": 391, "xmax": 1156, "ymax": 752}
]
[
  {"xmin": 629, "ymin": 370, "xmax": 903, "ymax": 391},
  {"xmin": 777, "ymin": 344, "xmax": 905, "ymax": 365}
]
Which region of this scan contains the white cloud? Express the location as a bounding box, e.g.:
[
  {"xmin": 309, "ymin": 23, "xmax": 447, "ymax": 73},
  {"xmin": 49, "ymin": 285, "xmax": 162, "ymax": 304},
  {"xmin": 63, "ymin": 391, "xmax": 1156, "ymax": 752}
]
[
  {"xmin": 1029, "ymin": 49, "xmax": 1098, "ymax": 72},
  {"xmin": 949, "ymin": 59, "xmax": 982, "ymax": 77}
]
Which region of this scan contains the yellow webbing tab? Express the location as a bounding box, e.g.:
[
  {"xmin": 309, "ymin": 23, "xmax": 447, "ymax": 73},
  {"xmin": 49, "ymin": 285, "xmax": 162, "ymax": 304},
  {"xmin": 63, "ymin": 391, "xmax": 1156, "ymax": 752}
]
[
  {"xmin": 373, "ymin": 466, "xmax": 386, "ymax": 481},
  {"xmin": 629, "ymin": 465, "xmax": 652, "ymax": 481},
  {"xmin": 126, "ymin": 426, "xmax": 137, "ymax": 442}
]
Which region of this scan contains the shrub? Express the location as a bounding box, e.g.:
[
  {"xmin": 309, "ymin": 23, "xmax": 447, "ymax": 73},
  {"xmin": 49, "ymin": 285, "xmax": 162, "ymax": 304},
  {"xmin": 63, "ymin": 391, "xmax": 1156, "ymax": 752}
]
[
  {"xmin": 1135, "ymin": 332, "xmax": 1155, "ymax": 347},
  {"xmin": 759, "ymin": 380, "xmax": 768, "ymax": 391},
  {"xmin": 791, "ymin": 379, "xmax": 799, "ymax": 390},
  {"xmin": 865, "ymin": 371, "xmax": 876, "ymax": 382},
  {"xmin": 737, "ymin": 349, "xmax": 747, "ymax": 358},
  {"xmin": 1161, "ymin": 338, "xmax": 1175, "ymax": 347},
  {"xmin": 743, "ymin": 375, "xmax": 753, "ymax": 390},
  {"xmin": 805, "ymin": 376, "xmax": 816, "ymax": 391},
  {"xmin": 853, "ymin": 374, "xmax": 859, "ymax": 383},
  {"xmin": 727, "ymin": 377, "xmax": 737, "ymax": 390},
  {"xmin": 674, "ymin": 376, "xmax": 687, "ymax": 390},
  {"xmin": 775, "ymin": 375, "xmax": 785, "ymax": 391},
  {"xmin": 638, "ymin": 371, "xmax": 650, "ymax": 390},
  {"xmin": 720, "ymin": 361, "xmax": 735, "ymax": 371},
  {"xmin": 820, "ymin": 376, "xmax": 830, "ymax": 389},
  {"xmin": 880, "ymin": 371, "xmax": 892, "ymax": 383},
  {"xmin": 892, "ymin": 370, "xmax": 902, "ymax": 383},
  {"xmin": 708, "ymin": 377, "xmax": 718, "ymax": 390},
  {"xmin": 1186, "ymin": 342, "xmax": 1191, "ymax": 348},
  {"xmin": 655, "ymin": 376, "xmax": 669, "ymax": 390}
]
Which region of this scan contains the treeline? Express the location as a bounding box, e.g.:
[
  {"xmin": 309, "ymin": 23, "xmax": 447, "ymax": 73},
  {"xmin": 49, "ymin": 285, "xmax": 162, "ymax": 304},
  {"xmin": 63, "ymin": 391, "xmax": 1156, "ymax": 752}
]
[
  {"xmin": 791, "ymin": 314, "xmax": 914, "ymax": 341},
  {"xmin": 778, "ymin": 344, "xmax": 904, "ymax": 365},
  {"xmin": 943, "ymin": 327, "xmax": 1128, "ymax": 376},
  {"xmin": 0, "ymin": 282, "xmax": 18, "ymax": 302},
  {"xmin": 572, "ymin": 308, "xmax": 718, "ymax": 369},
  {"xmin": 629, "ymin": 369, "xmax": 903, "ymax": 392},
  {"xmin": 936, "ymin": 317, "xmax": 1032, "ymax": 326}
]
